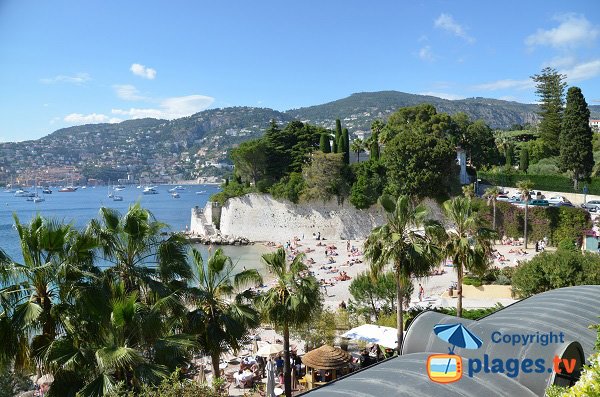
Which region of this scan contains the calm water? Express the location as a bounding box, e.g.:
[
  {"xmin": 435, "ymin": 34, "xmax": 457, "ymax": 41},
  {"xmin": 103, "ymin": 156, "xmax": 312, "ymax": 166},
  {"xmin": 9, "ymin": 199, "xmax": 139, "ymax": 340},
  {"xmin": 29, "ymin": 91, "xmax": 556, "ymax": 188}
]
[{"xmin": 0, "ymin": 184, "xmax": 270, "ymax": 273}]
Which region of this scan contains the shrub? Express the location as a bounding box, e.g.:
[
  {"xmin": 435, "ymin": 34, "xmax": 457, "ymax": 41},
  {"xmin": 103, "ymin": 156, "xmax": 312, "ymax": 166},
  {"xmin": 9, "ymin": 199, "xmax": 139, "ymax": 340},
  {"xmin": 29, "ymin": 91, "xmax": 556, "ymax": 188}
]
[
  {"xmin": 270, "ymin": 172, "xmax": 305, "ymax": 203},
  {"xmin": 473, "ymin": 198, "xmax": 590, "ymax": 246},
  {"xmin": 511, "ymin": 250, "xmax": 600, "ymax": 298},
  {"xmin": 107, "ymin": 371, "xmax": 220, "ymax": 397},
  {"xmin": 463, "ymin": 276, "xmax": 483, "ymax": 287},
  {"xmin": 478, "ymin": 171, "xmax": 600, "ymax": 195},
  {"xmin": 209, "ymin": 179, "xmax": 256, "ymax": 205}
]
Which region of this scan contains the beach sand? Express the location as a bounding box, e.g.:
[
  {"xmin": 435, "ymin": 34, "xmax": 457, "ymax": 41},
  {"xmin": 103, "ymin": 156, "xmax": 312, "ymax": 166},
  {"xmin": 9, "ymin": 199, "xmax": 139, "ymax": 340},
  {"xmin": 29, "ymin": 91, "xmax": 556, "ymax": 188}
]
[{"xmin": 257, "ymin": 236, "xmax": 544, "ymax": 310}]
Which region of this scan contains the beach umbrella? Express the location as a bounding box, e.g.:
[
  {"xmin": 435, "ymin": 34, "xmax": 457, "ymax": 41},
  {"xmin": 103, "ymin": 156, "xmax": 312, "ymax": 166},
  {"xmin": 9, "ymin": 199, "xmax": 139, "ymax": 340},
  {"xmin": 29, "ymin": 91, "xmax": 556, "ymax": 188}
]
[
  {"xmin": 256, "ymin": 343, "xmax": 284, "ymax": 357},
  {"xmin": 433, "ymin": 323, "xmax": 482, "ymax": 353},
  {"xmin": 266, "ymin": 359, "xmax": 276, "ymax": 397}
]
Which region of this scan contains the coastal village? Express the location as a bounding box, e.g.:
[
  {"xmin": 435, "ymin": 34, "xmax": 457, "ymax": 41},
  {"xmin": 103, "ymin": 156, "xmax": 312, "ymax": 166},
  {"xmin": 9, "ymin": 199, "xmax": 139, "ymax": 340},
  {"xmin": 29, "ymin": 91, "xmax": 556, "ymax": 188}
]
[{"xmin": 2, "ymin": 2, "xmax": 600, "ymax": 397}]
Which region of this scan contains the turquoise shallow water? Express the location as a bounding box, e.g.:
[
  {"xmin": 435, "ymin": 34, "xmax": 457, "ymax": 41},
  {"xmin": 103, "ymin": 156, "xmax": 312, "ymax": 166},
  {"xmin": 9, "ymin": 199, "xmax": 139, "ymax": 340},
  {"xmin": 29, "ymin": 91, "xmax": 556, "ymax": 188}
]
[{"xmin": 0, "ymin": 184, "xmax": 268, "ymax": 272}]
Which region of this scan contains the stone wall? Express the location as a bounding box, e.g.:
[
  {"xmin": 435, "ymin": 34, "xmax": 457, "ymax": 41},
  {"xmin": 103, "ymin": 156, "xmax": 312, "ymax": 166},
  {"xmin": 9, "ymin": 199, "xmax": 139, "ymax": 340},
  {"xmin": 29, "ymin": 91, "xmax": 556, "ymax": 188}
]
[{"xmin": 218, "ymin": 193, "xmax": 386, "ymax": 241}]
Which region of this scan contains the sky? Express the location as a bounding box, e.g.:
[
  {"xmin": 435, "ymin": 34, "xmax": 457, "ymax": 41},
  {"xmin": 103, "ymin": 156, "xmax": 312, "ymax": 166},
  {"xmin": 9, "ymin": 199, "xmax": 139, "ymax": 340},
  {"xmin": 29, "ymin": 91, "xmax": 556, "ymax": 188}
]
[{"xmin": 0, "ymin": 0, "xmax": 599, "ymax": 142}]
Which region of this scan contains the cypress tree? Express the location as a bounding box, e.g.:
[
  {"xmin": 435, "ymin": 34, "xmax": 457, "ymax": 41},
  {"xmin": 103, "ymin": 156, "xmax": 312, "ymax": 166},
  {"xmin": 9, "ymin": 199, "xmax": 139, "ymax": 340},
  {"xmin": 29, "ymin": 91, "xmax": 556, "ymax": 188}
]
[
  {"xmin": 342, "ymin": 128, "xmax": 350, "ymax": 164},
  {"xmin": 335, "ymin": 119, "xmax": 342, "ymax": 153},
  {"xmin": 559, "ymin": 86, "xmax": 594, "ymax": 190},
  {"xmin": 531, "ymin": 67, "xmax": 566, "ymax": 155},
  {"xmin": 520, "ymin": 148, "xmax": 529, "ymax": 173},
  {"xmin": 332, "ymin": 136, "xmax": 338, "ymax": 153},
  {"xmin": 319, "ymin": 133, "xmax": 331, "ymax": 153},
  {"xmin": 505, "ymin": 144, "xmax": 514, "ymax": 167},
  {"xmin": 370, "ymin": 132, "xmax": 380, "ymax": 161}
]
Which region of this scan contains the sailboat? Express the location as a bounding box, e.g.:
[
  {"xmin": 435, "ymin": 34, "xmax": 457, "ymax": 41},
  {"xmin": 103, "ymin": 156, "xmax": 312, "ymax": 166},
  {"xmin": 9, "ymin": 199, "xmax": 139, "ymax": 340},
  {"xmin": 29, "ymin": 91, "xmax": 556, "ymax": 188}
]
[
  {"xmin": 33, "ymin": 179, "xmax": 44, "ymax": 203},
  {"xmin": 58, "ymin": 174, "xmax": 78, "ymax": 192},
  {"xmin": 107, "ymin": 180, "xmax": 114, "ymax": 198}
]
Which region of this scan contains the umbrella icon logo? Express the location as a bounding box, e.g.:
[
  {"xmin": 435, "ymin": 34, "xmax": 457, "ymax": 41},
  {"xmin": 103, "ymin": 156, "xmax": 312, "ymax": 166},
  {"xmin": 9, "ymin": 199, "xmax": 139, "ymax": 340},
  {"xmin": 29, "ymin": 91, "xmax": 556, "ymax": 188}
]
[{"xmin": 427, "ymin": 323, "xmax": 483, "ymax": 384}]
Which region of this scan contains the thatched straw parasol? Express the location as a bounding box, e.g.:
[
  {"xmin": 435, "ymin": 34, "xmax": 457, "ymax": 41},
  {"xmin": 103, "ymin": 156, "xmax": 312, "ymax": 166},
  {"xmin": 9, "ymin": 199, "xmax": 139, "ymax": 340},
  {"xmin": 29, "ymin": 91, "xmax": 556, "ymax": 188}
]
[{"xmin": 301, "ymin": 345, "xmax": 352, "ymax": 370}]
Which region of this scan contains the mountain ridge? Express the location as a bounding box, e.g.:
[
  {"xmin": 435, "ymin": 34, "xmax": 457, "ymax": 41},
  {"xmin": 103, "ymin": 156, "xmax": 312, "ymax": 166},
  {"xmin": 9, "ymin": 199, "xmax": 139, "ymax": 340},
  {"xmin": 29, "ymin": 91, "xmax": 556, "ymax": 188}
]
[{"xmin": 2, "ymin": 91, "xmax": 599, "ymax": 182}]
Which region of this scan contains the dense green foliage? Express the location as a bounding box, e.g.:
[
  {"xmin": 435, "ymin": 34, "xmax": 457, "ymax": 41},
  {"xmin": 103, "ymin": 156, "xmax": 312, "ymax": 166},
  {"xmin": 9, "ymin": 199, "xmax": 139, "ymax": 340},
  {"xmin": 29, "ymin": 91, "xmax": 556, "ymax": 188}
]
[
  {"xmin": 319, "ymin": 133, "xmax": 331, "ymax": 153},
  {"xmin": 349, "ymin": 271, "xmax": 398, "ymax": 321},
  {"xmin": 520, "ymin": 147, "xmax": 529, "ymax": 173},
  {"xmin": 559, "ymin": 86, "xmax": 594, "ymax": 189},
  {"xmin": 532, "ymin": 67, "xmax": 566, "ymax": 155},
  {"xmin": 382, "ymin": 105, "xmax": 459, "ymax": 199},
  {"xmin": 478, "ymin": 171, "xmax": 600, "ymax": 195},
  {"xmin": 472, "ymin": 198, "xmax": 591, "ymax": 246},
  {"xmin": 107, "ymin": 371, "xmax": 220, "ymax": 397},
  {"xmin": 270, "ymin": 172, "xmax": 305, "ymax": 203},
  {"xmin": 0, "ymin": 206, "xmax": 265, "ymax": 397},
  {"xmin": 349, "ymin": 160, "xmax": 386, "ymax": 209},
  {"xmin": 302, "ymin": 152, "xmax": 350, "ymax": 203},
  {"xmin": 511, "ymin": 249, "xmax": 600, "ymax": 298}
]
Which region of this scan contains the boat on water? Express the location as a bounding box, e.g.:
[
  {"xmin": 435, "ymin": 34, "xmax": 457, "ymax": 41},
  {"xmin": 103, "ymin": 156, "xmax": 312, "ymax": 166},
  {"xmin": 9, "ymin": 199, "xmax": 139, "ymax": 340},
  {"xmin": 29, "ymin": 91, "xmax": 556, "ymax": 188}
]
[
  {"xmin": 143, "ymin": 186, "xmax": 159, "ymax": 195},
  {"xmin": 58, "ymin": 186, "xmax": 77, "ymax": 192},
  {"xmin": 42, "ymin": 188, "xmax": 52, "ymax": 194},
  {"xmin": 33, "ymin": 195, "xmax": 45, "ymax": 203},
  {"xmin": 15, "ymin": 190, "xmax": 36, "ymax": 197},
  {"xmin": 195, "ymin": 190, "xmax": 207, "ymax": 195},
  {"xmin": 81, "ymin": 186, "xmax": 87, "ymax": 189},
  {"xmin": 112, "ymin": 195, "xmax": 123, "ymax": 201},
  {"xmin": 175, "ymin": 185, "xmax": 185, "ymax": 191},
  {"xmin": 171, "ymin": 192, "xmax": 180, "ymax": 198},
  {"xmin": 114, "ymin": 185, "xmax": 125, "ymax": 191}
]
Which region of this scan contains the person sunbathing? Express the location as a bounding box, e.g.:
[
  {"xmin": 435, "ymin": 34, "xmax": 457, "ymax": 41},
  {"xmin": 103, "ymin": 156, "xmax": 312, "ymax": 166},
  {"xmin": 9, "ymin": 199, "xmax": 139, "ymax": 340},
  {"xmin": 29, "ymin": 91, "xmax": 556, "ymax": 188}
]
[{"xmin": 327, "ymin": 257, "xmax": 336, "ymax": 264}]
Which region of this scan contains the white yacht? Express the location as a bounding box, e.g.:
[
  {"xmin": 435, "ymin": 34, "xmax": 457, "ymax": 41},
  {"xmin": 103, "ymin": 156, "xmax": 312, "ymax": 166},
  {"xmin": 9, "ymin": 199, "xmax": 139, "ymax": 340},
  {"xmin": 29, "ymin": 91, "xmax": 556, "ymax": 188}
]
[{"xmin": 143, "ymin": 186, "xmax": 159, "ymax": 195}]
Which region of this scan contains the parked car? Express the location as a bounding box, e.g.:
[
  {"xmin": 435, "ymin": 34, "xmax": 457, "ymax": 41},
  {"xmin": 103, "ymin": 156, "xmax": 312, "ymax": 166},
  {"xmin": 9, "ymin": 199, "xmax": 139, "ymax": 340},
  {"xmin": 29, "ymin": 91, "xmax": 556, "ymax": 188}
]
[
  {"xmin": 547, "ymin": 195, "xmax": 569, "ymax": 205},
  {"xmin": 582, "ymin": 200, "xmax": 600, "ymax": 212},
  {"xmin": 553, "ymin": 201, "xmax": 574, "ymax": 207},
  {"xmin": 529, "ymin": 199, "xmax": 549, "ymax": 206},
  {"xmin": 496, "ymin": 195, "xmax": 510, "ymax": 202}
]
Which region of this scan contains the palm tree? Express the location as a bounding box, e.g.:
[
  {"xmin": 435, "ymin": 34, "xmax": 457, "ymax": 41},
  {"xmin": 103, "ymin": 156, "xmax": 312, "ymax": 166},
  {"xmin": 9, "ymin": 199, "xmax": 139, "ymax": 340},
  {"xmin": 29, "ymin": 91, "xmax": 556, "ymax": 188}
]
[
  {"xmin": 516, "ymin": 179, "xmax": 534, "ymax": 249},
  {"xmin": 364, "ymin": 195, "xmax": 441, "ymax": 352},
  {"xmin": 88, "ymin": 204, "xmax": 191, "ymax": 296},
  {"xmin": 185, "ymin": 248, "xmax": 262, "ymax": 382},
  {"xmin": 484, "ymin": 186, "xmax": 501, "ymax": 232},
  {"xmin": 39, "ymin": 280, "xmax": 196, "ymax": 396},
  {"xmin": 442, "ymin": 197, "xmax": 495, "ymax": 318},
  {"xmin": 257, "ymin": 248, "xmax": 321, "ymax": 397},
  {"xmin": 0, "ymin": 214, "xmax": 98, "ymax": 371},
  {"xmin": 350, "ymin": 138, "xmax": 365, "ymax": 163},
  {"xmin": 462, "ymin": 184, "xmax": 475, "ymax": 198}
]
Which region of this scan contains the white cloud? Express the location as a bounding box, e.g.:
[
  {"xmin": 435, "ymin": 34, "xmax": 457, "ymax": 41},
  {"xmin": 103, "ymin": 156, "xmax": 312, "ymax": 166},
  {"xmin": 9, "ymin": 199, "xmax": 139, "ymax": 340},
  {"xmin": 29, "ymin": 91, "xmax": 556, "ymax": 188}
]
[
  {"xmin": 418, "ymin": 45, "xmax": 435, "ymax": 61},
  {"xmin": 526, "ymin": 13, "xmax": 599, "ymax": 48},
  {"xmin": 434, "ymin": 13, "xmax": 475, "ymax": 43},
  {"xmin": 130, "ymin": 63, "xmax": 156, "ymax": 79},
  {"xmin": 63, "ymin": 113, "xmax": 122, "ymax": 124},
  {"xmin": 472, "ymin": 78, "xmax": 534, "ymax": 91},
  {"xmin": 561, "ymin": 59, "xmax": 600, "ymax": 82},
  {"xmin": 419, "ymin": 92, "xmax": 464, "ymax": 100},
  {"xmin": 111, "ymin": 94, "xmax": 214, "ymax": 120},
  {"xmin": 543, "ymin": 55, "xmax": 577, "ymax": 69},
  {"xmin": 113, "ymin": 84, "xmax": 148, "ymax": 101},
  {"xmin": 40, "ymin": 73, "xmax": 91, "ymax": 85}
]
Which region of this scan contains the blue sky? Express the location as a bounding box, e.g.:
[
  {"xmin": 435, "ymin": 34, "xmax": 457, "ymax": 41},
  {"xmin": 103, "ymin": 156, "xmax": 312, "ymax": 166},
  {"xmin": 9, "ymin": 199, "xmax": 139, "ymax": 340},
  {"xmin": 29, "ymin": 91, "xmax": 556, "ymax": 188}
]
[{"xmin": 0, "ymin": 0, "xmax": 598, "ymax": 142}]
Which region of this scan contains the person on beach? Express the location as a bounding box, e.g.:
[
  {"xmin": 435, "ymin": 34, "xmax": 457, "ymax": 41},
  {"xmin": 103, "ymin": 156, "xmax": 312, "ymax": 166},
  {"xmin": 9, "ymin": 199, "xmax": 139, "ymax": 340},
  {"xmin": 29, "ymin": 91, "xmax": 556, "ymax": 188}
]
[
  {"xmin": 418, "ymin": 283, "xmax": 424, "ymax": 301},
  {"xmin": 346, "ymin": 240, "xmax": 350, "ymax": 252}
]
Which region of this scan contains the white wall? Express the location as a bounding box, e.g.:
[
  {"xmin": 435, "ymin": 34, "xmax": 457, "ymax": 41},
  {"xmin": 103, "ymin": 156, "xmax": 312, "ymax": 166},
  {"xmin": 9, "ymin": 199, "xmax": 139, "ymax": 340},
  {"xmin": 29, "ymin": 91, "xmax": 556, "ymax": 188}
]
[{"xmin": 218, "ymin": 193, "xmax": 386, "ymax": 241}]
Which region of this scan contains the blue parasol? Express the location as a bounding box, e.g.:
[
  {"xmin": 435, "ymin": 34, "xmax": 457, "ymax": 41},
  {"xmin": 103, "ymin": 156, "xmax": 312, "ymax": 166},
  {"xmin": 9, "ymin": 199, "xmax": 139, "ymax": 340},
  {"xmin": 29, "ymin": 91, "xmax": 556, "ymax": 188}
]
[
  {"xmin": 433, "ymin": 323, "xmax": 482, "ymax": 353},
  {"xmin": 433, "ymin": 323, "xmax": 482, "ymax": 374}
]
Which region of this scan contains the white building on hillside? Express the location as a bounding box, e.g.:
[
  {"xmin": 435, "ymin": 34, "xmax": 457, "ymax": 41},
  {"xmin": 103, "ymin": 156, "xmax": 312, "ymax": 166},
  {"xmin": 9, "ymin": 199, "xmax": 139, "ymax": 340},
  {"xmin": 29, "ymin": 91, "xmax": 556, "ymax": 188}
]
[{"xmin": 590, "ymin": 119, "xmax": 600, "ymax": 132}]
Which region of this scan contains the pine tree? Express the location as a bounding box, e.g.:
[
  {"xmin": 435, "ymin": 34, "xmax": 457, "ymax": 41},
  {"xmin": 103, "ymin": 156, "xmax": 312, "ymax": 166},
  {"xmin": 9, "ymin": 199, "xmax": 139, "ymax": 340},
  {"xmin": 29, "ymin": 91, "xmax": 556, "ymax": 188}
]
[
  {"xmin": 559, "ymin": 86, "xmax": 594, "ymax": 189},
  {"xmin": 520, "ymin": 148, "xmax": 529, "ymax": 173},
  {"xmin": 531, "ymin": 67, "xmax": 566, "ymax": 155},
  {"xmin": 335, "ymin": 119, "xmax": 342, "ymax": 153},
  {"xmin": 319, "ymin": 133, "xmax": 331, "ymax": 153},
  {"xmin": 342, "ymin": 128, "xmax": 350, "ymax": 164}
]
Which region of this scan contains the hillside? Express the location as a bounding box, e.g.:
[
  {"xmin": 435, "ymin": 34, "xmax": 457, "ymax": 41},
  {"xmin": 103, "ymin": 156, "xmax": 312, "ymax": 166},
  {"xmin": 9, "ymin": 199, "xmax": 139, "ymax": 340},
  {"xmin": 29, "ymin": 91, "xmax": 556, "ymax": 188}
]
[{"xmin": 1, "ymin": 91, "xmax": 598, "ymax": 184}]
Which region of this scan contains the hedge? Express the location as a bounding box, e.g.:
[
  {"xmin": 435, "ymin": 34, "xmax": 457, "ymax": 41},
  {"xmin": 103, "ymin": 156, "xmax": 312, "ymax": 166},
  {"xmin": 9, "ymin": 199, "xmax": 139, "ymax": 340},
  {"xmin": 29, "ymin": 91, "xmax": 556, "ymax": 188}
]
[
  {"xmin": 472, "ymin": 199, "xmax": 591, "ymax": 246},
  {"xmin": 477, "ymin": 171, "xmax": 600, "ymax": 195}
]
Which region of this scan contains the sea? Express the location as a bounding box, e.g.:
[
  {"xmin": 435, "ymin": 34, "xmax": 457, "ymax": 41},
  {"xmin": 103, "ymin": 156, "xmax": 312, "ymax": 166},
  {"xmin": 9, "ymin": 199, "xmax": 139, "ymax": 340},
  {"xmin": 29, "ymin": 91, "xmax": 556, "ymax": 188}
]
[{"xmin": 0, "ymin": 184, "xmax": 269, "ymax": 273}]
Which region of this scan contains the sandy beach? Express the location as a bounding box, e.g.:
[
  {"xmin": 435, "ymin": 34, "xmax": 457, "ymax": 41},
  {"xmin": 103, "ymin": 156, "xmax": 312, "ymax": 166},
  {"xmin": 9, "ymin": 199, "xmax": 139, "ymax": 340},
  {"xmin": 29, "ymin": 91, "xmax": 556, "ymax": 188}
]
[{"xmin": 257, "ymin": 235, "xmax": 544, "ymax": 311}]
